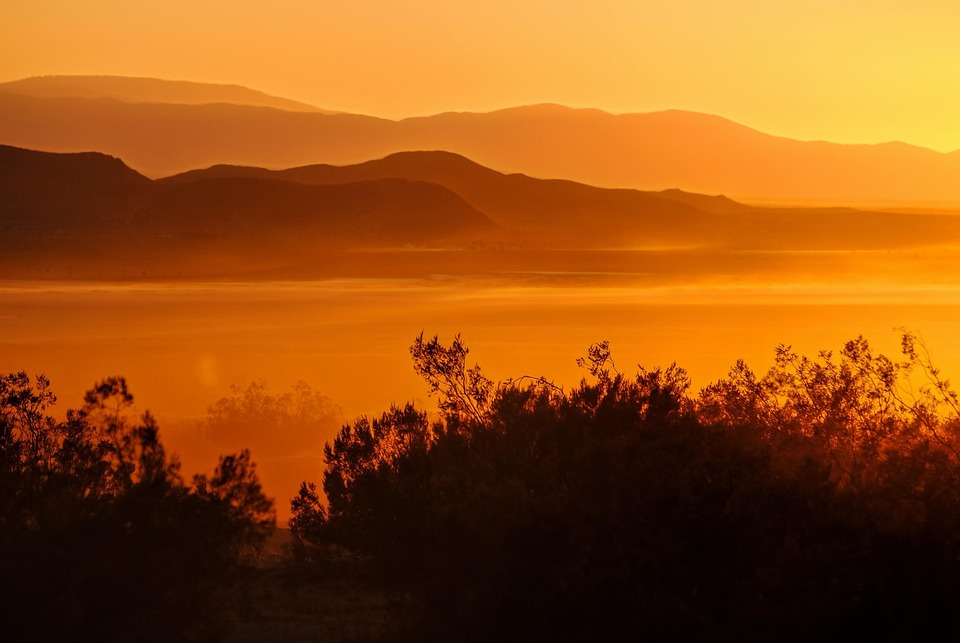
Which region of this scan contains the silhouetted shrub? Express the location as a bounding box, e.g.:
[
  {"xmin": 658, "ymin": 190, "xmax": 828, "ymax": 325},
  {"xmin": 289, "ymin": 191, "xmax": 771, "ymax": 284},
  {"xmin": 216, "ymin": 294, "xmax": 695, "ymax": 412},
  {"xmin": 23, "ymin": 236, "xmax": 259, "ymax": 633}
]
[
  {"xmin": 293, "ymin": 333, "xmax": 960, "ymax": 641},
  {"xmin": 0, "ymin": 373, "xmax": 274, "ymax": 642}
]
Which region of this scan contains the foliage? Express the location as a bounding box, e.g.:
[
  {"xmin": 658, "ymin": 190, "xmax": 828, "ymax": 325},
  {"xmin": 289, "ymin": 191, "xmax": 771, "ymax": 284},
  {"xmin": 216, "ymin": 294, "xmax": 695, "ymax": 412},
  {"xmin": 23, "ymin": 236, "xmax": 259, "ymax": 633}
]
[
  {"xmin": 411, "ymin": 332, "xmax": 493, "ymax": 423},
  {"xmin": 204, "ymin": 379, "xmax": 340, "ymax": 457},
  {"xmin": 193, "ymin": 449, "xmax": 276, "ymax": 563},
  {"xmin": 294, "ymin": 332, "xmax": 960, "ymax": 641},
  {"xmin": 0, "ymin": 374, "xmax": 275, "ymax": 642}
]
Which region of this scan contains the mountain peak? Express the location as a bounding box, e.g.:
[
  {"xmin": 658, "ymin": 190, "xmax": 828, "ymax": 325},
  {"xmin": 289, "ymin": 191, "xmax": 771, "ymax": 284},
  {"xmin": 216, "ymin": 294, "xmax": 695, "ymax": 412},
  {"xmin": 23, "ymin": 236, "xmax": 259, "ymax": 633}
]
[{"xmin": 0, "ymin": 144, "xmax": 150, "ymax": 186}]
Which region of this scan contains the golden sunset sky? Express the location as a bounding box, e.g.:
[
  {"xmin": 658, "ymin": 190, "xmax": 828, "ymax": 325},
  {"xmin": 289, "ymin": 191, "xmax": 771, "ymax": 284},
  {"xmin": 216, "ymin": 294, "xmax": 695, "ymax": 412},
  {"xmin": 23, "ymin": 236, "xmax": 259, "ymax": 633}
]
[{"xmin": 3, "ymin": 0, "xmax": 960, "ymax": 150}]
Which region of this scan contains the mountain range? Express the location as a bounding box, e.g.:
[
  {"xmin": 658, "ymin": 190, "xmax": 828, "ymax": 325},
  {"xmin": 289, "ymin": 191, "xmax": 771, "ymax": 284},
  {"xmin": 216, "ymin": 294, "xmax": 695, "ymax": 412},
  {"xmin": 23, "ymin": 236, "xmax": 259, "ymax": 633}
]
[
  {"xmin": 0, "ymin": 145, "xmax": 494, "ymax": 278},
  {"xmin": 2, "ymin": 75, "xmax": 960, "ymax": 206},
  {"xmin": 0, "ymin": 75, "xmax": 330, "ymax": 113},
  {"xmin": 4, "ymin": 142, "xmax": 960, "ymax": 280}
]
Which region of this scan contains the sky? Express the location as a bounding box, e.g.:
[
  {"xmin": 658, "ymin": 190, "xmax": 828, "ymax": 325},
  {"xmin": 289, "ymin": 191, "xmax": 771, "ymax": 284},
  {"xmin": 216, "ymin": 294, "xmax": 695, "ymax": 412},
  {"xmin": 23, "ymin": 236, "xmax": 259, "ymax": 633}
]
[{"xmin": 3, "ymin": 0, "xmax": 960, "ymax": 151}]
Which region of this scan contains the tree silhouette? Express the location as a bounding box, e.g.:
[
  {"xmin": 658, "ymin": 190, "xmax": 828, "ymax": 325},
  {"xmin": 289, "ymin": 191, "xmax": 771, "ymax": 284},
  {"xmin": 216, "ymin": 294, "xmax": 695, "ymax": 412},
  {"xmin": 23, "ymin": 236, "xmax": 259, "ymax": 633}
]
[
  {"xmin": 0, "ymin": 373, "xmax": 275, "ymax": 642},
  {"xmin": 203, "ymin": 379, "xmax": 340, "ymax": 457},
  {"xmin": 411, "ymin": 332, "xmax": 492, "ymax": 423},
  {"xmin": 292, "ymin": 333, "xmax": 960, "ymax": 641}
]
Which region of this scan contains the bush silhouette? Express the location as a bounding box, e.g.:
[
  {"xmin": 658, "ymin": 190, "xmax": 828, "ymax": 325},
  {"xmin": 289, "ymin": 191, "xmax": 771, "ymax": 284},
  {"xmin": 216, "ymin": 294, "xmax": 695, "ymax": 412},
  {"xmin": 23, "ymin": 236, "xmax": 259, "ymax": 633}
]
[
  {"xmin": 0, "ymin": 373, "xmax": 275, "ymax": 642},
  {"xmin": 293, "ymin": 333, "xmax": 960, "ymax": 641}
]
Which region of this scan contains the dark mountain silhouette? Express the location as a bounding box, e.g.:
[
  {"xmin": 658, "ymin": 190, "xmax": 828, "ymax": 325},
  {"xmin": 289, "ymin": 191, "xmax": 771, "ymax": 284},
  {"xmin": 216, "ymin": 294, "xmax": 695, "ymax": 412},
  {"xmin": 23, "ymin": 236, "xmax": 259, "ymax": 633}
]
[
  {"xmin": 145, "ymin": 175, "xmax": 495, "ymax": 244},
  {"xmin": 5, "ymin": 144, "xmax": 960, "ymax": 280},
  {"xmin": 161, "ymin": 150, "xmax": 722, "ymax": 247},
  {"xmin": 0, "ymin": 142, "xmax": 150, "ymax": 216},
  {"xmin": 0, "ymin": 145, "xmax": 153, "ymax": 263},
  {"xmin": 161, "ymin": 150, "xmax": 960, "ymax": 252},
  {"xmin": 3, "ymin": 79, "xmax": 960, "ymax": 205},
  {"xmin": 0, "ymin": 92, "xmax": 396, "ymax": 177},
  {"xmin": 654, "ymin": 188, "xmax": 752, "ymax": 215},
  {"xmin": 0, "ymin": 145, "xmax": 496, "ymax": 279},
  {"xmin": 0, "ymin": 75, "xmax": 331, "ymax": 113}
]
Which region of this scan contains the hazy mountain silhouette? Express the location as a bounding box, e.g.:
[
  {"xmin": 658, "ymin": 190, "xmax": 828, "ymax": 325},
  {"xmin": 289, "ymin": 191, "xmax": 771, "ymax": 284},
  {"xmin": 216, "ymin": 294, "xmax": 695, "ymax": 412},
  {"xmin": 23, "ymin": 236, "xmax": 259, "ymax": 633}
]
[
  {"xmin": 395, "ymin": 105, "xmax": 960, "ymax": 206},
  {"xmin": 652, "ymin": 189, "xmax": 752, "ymax": 215},
  {"xmin": 163, "ymin": 150, "xmax": 750, "ymax": 221},
  {"xmin": 0, "ymin": 75, "xmax": 332, "ymax": 113},
  {"xmin": 5, "ymin": 144, "xmax": 960, "ymax": 280},
  {"xmin": 161, "ymin": 151, "xmax": 724, "ymax": 247},
  {"xmin": 0, "ymin": 145, "xmax": 496, "ymax": 279},
  {"xmin": 0, "ymin": 92, "xmax": 396, "ymax": 177},
  {"xmin": 3, "ymin": 79, "xmax": 960, "ymax": 205},
  {"xmin": 161, "ymin": 150, "xmax": 960, "ymax": 252},
  {"xmin": 145, "ymin": 175, "xmax": 495, "ymax": 244},
  {"xmin": 0, "ymin": 144, "xmax": 152, "ymax": 261},
  {"xmin": 0, "ymin": 142, "xmax": 150, "ymax": 214}
]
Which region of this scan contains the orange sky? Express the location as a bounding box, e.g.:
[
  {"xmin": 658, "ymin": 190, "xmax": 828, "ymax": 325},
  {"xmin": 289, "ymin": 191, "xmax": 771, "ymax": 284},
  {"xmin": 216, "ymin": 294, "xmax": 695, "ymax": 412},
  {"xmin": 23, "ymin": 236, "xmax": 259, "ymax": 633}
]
[{"xmin": 3, "ymin": 1, "xmax": 960, "ymax": 151}]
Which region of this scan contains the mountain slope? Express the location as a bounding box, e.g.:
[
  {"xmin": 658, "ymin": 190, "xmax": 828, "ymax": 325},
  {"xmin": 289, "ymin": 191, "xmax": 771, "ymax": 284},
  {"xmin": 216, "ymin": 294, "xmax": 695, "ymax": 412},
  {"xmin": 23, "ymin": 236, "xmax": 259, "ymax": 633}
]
[
  {"xmin": 143, "ymin": 175, "xmax": 495, "ymax": 244},
  {"xmin": 0, "ymin": 144, "xmax": 152, "ymax": 257},
  {"xmin": 0, "ymin": 93, "xmax": 399, "ymax": 177},
  {"xmin": 5, "ymin": 144, "xmax": 960, "ymax": 282},
  {"xmin": 0, "ymin": 75, "xmax": 331, "ymax": 113},
  {"xmin": 3, "ymin": 86, "xmax": 960, "ymax": 205},
  {"xmin": 4, "ymin": 85, "xmax": 960, "ymax": 205},
  {"xmin": 162, "ymin": 151, "xmax": 719, "ymax": 247},
  {"xmin": 395, "ymin": 105, "xmax": 960, "ymax": 205},
  {"xmin": 163, "ymin": 150, "xmax": 960, "ymax": 252},
  {"xmin": 0, "ymin": 145, "xmax": 497, "ymax": 279}
]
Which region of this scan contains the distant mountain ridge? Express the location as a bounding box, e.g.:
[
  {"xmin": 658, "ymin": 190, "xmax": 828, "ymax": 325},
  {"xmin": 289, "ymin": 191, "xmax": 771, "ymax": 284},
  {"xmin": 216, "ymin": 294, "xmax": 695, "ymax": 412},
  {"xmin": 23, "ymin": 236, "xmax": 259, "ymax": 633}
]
[
  {"xmin": 2, "ymin": 76, "xmax": 958, "ymax": 205},
  {"xmin": 5, "ymin": 144, "xmax": 960, "ymax": 280},
  {"xmin": 0, "ymin": 145, "xmax": 496, "ymax": 279},
  {"xmin": 160, "ymin": 150, "xmax": 728, "ymax": 246},
  {"xmin": 160, "ymin": 149, "xmax": 960, "ymax": 252},
  {"xmin": 0, "ymin": 75, "xmax": 333, "ymax": 113}
]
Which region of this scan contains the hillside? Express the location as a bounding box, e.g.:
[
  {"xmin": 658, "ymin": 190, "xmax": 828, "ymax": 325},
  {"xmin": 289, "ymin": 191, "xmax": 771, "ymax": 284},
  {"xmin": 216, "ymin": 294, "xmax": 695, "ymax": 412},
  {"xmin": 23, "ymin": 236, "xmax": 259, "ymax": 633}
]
[
  {"xmin": 5, "ymin": 144, "xmax": 960, "ymax": 281},
  {"xmin": 3, "ymin": 79, "xmax": 960, "ymax": 205},
  {"xmin": 162, "ymin": 151, "xmax": 718, "ymax": 247},
  {"xmin": 162, "ymin": 150, "xmax": 960, "ymax": 252},
  {"xmin": 0, "ymin": 145, "xmax": 496, "ymax": 279},
  {"xmin": 0, "ymin": 75, "xmax": 331, "ymax": 113},
  {"xmin": 395, "ymin": 105, "xmax": 960, "ymax": 206}
]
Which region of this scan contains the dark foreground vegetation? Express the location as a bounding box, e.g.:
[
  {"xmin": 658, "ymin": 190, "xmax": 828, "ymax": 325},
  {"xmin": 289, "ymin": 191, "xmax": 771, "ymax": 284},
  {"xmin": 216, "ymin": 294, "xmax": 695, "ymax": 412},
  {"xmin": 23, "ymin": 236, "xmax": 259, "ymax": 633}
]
[
  {"xmin": 9, "ymin": 332, "xmax": 960, "ymax": 641},
  {"xmin": 292, "ymin": 333, "xmax": 960, "ymax": 641},
  {"xmin": 0, "ymin": 375, "xmax": 275, "ymax": 642}
]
